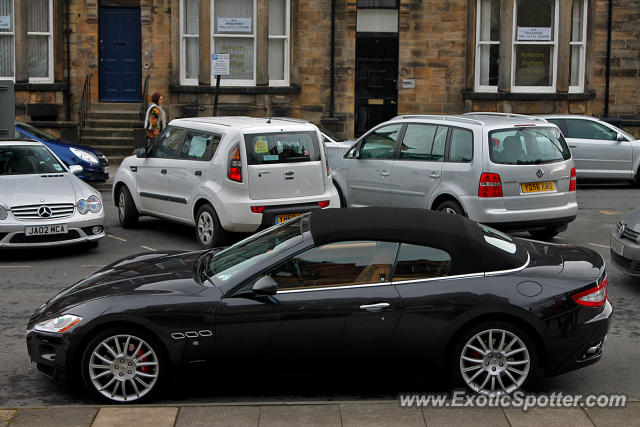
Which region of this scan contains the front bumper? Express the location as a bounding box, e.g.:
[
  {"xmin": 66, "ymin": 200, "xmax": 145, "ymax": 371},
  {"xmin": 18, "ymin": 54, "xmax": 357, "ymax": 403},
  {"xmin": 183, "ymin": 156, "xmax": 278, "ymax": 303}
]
[
  {"xmin": 26, "ymin": 328, "xmax": 72, "ymax": 383},
  {"xmin": 0, "ymin": 213, "xmax": 105, "ymax": 248},
  {"xmin": 610, "ymin": 232, "xmax": 640, "ymax": 277}
]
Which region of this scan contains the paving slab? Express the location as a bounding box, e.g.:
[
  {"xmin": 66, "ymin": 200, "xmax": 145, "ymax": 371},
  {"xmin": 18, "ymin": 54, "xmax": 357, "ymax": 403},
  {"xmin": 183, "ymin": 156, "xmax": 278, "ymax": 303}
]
[
  {"xmin": 422, "ymin": 407, "xmax": 510, "ymax": 426},
  {"xmin": 0, "ymin": 410, "xmax": 15, "ymax": 427},
  {"xmin": 175, "ymin": 405, "xmax": 260, "ymax": 427},
  {"xmin": 584, "ymin": 401, "xmax": 640, "ymax": 427},
  {"xmin": 92, "ymin": 407, "xmax": 178, "ymax": 427},
  {"xmin": 9, "ymin": 407, "xmax": 97, "ymax": 427},
  {"xmin": 259, "ymin": 404, "xmax": 341, "ymax": 427},
  {"xmin": 503, "ymin": 407, "xmax": 594, "ymax": 427},
  {"xmin": 340, "ymin": 403, "xmax": 425, "ymax": 427}
]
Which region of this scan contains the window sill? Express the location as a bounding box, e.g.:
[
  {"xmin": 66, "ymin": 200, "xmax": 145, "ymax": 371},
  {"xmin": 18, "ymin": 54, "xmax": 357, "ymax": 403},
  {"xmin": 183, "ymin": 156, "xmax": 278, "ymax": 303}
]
[
  {"xmin": 14, "ymin": 82, "xmax": 69, "ymax": 91},
  {"xmin": 169, "ymin": 83, "xmax": 301, "ymax": 95},
  {"xmin": 462, "ymin": 90, "xmax": 596, "ymax": 101}
]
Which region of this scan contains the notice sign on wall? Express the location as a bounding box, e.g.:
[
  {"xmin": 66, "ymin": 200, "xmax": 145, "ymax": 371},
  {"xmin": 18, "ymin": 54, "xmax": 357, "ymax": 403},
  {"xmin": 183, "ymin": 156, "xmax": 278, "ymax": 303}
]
[
  {"xmin": 218, "ymin": 18, "xmax": 252, "ymax": 33},
  {"xmin": 0, "ymin": 16, "xmax": 10, "ymax": 29},
  {"xmin": 517, "ymin": 27, "xmax": 552, "ymax": 41},
  {"xmin": 211, "ymin": 53, "xmax": 230, "ymax": 76}
]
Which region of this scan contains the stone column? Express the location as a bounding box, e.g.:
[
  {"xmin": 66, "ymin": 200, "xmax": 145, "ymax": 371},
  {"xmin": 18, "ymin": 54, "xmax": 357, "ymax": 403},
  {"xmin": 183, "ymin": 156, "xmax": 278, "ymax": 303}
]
[
  {"xmin": 256, "ymin": 0, "xmax": 269, "ymax": 85},
  {"xmin": 498, "ymin": 0, "xmax": 513, "ymax": 93},
  {"xmin": 199, "ymin": 0, "xmax": 211, "ymax": 86},
  {"xmin": 14, "ymin": 0, "xmax": 28, "ymax": 83},
  {"xmin": 556, "ymin": 0, "xmax": 571, "ymax": 93}
]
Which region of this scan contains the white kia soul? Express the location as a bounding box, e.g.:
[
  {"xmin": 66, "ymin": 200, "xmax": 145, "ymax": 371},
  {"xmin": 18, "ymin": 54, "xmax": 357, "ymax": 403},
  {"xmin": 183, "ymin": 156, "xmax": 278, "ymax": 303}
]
[{"xmin": 112, "ymin": 117, "xmax": 340, "ymax": 247}]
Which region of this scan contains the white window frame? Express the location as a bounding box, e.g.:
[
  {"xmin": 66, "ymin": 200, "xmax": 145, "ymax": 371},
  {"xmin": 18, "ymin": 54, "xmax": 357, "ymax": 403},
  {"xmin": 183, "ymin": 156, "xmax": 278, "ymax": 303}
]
[
  {"xmin": 180, "ymin": 0, "xmax": 199, "ymax": 86},
  {"xmin": 211, "ymin": 0, "xmax": 257, "ymax": 86},
  {"xmin": 511, "ymin": 0, "xmax": 559, "ymax": 93},
  {"xmin": 475, "ymin": 0, "xmax": 499, "ymax": 92},
  {"xmin": 569, "ymin": 0, "xmax": 587, "ymax": 93},
  {"xmin": 268, "ymin": 0, "xmax": 290, "ymax": 86},
  {"xmin": 27, "ymin": 0, "xmax": 53, "ymax": 83},
  {"xmin": 0, "ymin": 0, "xmax": 15, "ymax": 80}
]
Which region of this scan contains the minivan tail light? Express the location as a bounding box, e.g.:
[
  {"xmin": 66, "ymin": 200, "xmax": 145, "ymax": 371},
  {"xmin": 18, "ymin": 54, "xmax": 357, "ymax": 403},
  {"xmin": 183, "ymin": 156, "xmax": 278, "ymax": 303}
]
[
  {"xmin": 569, "ymin": 167, "xmax": 577, "ymax": 191},
  {"xmin": 318, "ymin": 200, "xmax": 330, "ymax": 208},
  {"xmin": 228, "ymin": 146, "xmax": 242, "ymax": 182},
  {"xmin": 478, "ymin": 173, "xmax": 503, "ymax": 197},
  {"xmin": 572, "ymin": 276, "xmax": 607, "ymax": 307}
]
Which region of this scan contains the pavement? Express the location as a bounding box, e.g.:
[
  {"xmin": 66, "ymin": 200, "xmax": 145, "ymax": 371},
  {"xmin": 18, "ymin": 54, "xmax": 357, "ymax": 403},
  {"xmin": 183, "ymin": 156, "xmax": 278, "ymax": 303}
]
[{"xmin": 1, "ymin": 400, "xmax": 639, "ymax": 427}]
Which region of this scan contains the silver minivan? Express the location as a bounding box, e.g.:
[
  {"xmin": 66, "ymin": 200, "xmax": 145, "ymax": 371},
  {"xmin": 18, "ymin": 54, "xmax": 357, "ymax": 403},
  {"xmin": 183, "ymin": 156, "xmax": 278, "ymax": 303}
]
[{"xmin": 330, "ymin": 113, "xmax": 578, "ymax": 239}]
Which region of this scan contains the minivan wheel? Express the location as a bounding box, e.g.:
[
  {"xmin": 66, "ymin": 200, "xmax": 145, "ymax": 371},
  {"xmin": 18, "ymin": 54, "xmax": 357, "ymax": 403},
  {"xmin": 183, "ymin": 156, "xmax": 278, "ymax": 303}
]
[
  {"xmin": 436, "ymin": 200, "xmax": 465, "ymax": 216},
  {"xmin": 195, "ymin": 204, "xmax": 224, "ymax": 249},
  {"xmin": 117, "ymin": 186, "xmax": 139, "ymax": 228},
  {"xmin": 528, "ymin": 227, "xmax": 560, "ymax": 240}
]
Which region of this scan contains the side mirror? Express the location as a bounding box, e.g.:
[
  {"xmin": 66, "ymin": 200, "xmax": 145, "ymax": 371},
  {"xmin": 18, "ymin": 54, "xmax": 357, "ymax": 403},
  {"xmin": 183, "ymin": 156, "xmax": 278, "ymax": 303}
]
[
  {"xmin": 252, "ymin": 275, "xmax": 278, "ymax": 295},
  {"xmin": 345, "ymin": 147, "xmax": 360, "ymax": 159},
  {"xmin": 68, "ymin": 164, "xmax": 83, "ymax": 175},
  {"xmin": 616, "ymin": 133, "xmax": 626, "ymax": 142},
  {"xmin": 136, "ymin": 147, "xmax": 147, "ymax": 158}
]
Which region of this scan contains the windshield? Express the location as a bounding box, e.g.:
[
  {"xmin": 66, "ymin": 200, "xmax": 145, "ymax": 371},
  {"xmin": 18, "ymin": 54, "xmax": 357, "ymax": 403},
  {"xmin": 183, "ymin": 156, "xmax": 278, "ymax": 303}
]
[
  {"xmin": 244, "ymin": 131, "xmax": 320, "ymax": 164},
  {"xmin": 317, "ymin": 125, "xmax": 344, "ymax": 142},
  {"xmin": 208, "ymin": 214, "xmax": 309, "ymax": 283},
  {"xmin": 489, "ymin": 127, "xmax": 571, "ymax": 165},
  {"xmin": 0, "ymin": 145, "xmax": 65, "ymax": 175},
  {"xmin": 15, "ymin": 122, "xmax": 58, "ymax": 142}
]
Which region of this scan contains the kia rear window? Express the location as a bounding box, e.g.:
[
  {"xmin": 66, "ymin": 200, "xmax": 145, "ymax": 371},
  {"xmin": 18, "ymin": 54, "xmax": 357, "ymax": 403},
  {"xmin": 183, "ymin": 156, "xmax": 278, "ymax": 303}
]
[
  {"xmin": 488, "ymin": 127, "xmax": 571, "ymax": 165},
  {"xmin": 244, "ymin": 131, "xmax": 320, "ymax": 165}
]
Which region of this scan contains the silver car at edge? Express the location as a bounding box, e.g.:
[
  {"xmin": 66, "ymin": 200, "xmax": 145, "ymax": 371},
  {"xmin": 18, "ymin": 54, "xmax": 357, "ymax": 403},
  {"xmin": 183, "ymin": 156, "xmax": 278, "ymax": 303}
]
[
  {"xmin": 0, "ymin": 140, "xmax": 105, "ymax": 248},
  {"xmin": 542, "ymin": 114, "xmax": 640, "ymax": 184},
  {"xmin": 610, "ymin": 208, "xmax": 640, "ymax": 277},
  {"xmin": 330, "ymin": 113, "xmax": 578, "ymax": 239}
]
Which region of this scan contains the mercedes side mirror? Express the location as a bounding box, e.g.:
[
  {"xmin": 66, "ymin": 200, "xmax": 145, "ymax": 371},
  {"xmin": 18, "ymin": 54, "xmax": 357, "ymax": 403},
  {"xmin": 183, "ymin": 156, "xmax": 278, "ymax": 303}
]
[
  {"xmin": 252, "ymin": 275, "xmax": 278, "ymax": 295},
  {"xmin": 136, "ymin": 147, "xmax": 147, "ymax": 158},
  {"xmin": 69, "ymin": 164, "xmax": 83, "ymax": 175},
  {"xmin": 616, "ymin": 133, "xmax": 626, "ymax": 142}
]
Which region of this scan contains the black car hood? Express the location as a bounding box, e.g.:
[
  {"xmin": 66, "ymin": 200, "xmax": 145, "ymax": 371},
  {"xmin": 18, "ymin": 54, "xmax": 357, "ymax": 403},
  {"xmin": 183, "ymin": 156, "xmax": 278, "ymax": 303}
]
[{"xmin": 41, "ymin": 250, "xmax": 208, "ymax": 315}]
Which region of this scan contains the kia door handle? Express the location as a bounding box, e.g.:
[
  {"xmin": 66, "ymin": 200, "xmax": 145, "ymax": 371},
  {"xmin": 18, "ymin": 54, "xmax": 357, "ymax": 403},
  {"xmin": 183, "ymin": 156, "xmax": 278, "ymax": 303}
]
[
  {"xmin": 380, "ymin": 171, "xmax": 390, "ymax": 177},
  {"xmin": 360, "ymin": 302, "xmax": 390, "ymax": 312},
  {"xmin": 195, "ymin": 170, "xmax": 202, "ymax": 176},
  {"xmin": 429, "ymin": 172, "xmax": 440, "ymax": 179},
  {"xmin": 161, "ymin": 169, "xmax": 167, "ymax": 174}
]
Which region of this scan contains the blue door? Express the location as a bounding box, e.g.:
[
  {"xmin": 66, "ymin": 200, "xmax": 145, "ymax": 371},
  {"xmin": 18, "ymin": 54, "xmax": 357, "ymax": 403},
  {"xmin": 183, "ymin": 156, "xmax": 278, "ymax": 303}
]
[{"xmin": 99, "ymin": 7, "xmax": 141, "ymax": 102}]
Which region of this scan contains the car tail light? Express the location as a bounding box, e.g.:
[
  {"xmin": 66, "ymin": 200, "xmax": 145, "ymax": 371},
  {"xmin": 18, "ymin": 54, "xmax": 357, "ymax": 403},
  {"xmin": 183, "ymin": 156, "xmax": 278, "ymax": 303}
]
[
  {"xmin": 251, "ymin": 206, "xmax": 265, "ymax": 213},
  {"xmin": 478, "ymin": 173, "xmax": 503, "ymax": 197},
  {"xmin": 318, "ymin": 200, "xmax": 330, "ymax": 208},
  {"xmin": 572, "ymin": 275, "xmax": 608, "ymax": 307},
  {"xmin": 569, "ymin": 167, "xmax": 577, "ymax": 192},
  {"xmin": 228, "ymin": 146, "xmax": 242, "ymax": 182}
]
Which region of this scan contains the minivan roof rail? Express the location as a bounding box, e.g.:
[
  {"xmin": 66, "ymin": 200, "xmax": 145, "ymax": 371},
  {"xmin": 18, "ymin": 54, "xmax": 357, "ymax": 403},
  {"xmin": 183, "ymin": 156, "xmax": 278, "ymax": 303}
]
[
  {"xmin": 463, "ymin": 112, "xmax": 549, "ymax": 123},
  {"xmin": 393, "ymin": 114, "xmax": 485, "ymax": 126}
]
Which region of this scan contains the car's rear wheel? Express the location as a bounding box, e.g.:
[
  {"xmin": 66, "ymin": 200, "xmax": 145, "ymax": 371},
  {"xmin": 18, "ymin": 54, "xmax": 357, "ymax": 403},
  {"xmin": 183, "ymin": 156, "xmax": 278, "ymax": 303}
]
[
  {"xmin": 117, "ymin": 186, "xmax": 139, "ymax": 228},
  {"xmin": 80, "ymin": 329, "xmax": 165, "ymax": 403},
  {"xmin": 436, "ymin": 200, "xmax": 465, "ymax": 216},
  {"xmin": 195, "ymin": 204, "xmax": 225, "ymax": 249},
  {"xmin": 528, "ymin": 227, "xmax": 560, "ymax": 240},
  {"xmin": 451, "ymin": 321, "xmax": 537, "ymax": 396}
]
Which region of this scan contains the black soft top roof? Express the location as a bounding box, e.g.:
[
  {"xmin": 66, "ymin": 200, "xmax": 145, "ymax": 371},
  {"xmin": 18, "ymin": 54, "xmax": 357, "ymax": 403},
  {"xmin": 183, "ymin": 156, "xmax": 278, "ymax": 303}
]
[{"xmin": 308, "ymin": 207, "xmax": 528, "ymax": 275}]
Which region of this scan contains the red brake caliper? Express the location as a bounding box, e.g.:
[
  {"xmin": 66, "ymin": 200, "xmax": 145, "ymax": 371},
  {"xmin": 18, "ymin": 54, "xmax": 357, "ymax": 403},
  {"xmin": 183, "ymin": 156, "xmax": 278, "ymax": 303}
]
[{"xmin": 136, "ymin": 350, "xmax": 150, "ymax": 373}]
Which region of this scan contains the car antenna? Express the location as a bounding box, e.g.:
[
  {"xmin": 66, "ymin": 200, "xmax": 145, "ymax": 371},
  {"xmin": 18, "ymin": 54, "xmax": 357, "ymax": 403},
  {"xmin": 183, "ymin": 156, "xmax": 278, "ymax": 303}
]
[{"xmin": 266, "ymin": 116, "xmax": 271, "ymax": 124}]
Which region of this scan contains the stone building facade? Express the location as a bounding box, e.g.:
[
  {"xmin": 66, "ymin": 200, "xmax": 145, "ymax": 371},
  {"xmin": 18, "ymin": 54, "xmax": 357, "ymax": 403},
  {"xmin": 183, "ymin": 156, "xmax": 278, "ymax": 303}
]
[{"xmin": 3, "ymin": 0, "xmax": 640, "ymax": 144}]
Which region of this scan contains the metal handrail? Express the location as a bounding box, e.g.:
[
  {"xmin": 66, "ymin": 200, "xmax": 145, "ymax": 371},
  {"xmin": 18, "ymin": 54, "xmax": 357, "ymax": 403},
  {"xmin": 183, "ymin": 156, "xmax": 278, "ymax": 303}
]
[
  {"xmin": 140, "ymin": 74, "xmax": 150, "ymax": 121},
  {"xmin": 79, "ymin": 74, "xmax": 91, "ymax": 138}
]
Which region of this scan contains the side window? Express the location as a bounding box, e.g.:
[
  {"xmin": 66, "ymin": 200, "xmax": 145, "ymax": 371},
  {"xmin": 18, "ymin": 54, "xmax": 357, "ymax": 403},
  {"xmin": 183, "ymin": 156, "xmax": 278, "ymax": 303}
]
[
  {"xmin": 180, "ymin": 131, "xmax": 220, "ymax": 161},
  {"xmin": 148, "ymin": 127, "xmax": 185, "ymax": 158},
  {"xmin": 270, "ymin": 241, "xmax": 398, "ymax": 291},
  {"xmin": 393, "ymin": 243, "xmax": 452, "ymax": 281},
  {"xmin": 566, "ymin": 119, "xmax": 618, "ymax": 141},
  {"xmin": 448, "ymin": 128, "xmax": 473, "ymax": 163},
  {"xmin": 431, "ymin": 126, "xmax": 448, "ymax": 161},
  {"xmin": 359, "ymin": 125, "xmax": 402, "ymax": 160},
  {"xmin": 399, "ymin": 124, "xmax": 437, "ymax": 160}
]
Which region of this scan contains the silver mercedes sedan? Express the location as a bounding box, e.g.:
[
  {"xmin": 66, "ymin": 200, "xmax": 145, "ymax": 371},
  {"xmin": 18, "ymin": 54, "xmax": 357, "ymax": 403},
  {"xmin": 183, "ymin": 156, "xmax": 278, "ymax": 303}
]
[{"xmin": 0, "ymin": 140, "xmax": 105, "ymax": 248}]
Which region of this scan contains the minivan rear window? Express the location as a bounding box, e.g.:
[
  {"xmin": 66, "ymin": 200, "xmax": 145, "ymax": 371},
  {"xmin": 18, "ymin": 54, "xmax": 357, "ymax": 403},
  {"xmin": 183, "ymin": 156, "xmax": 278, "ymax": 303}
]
[
  {"xmin": 244, "ymin": 131, "xmax": 320, "ymax": 165},
  {"xmin": 488, "ymin": 127, "xmax": 571, "ymax": 165}
]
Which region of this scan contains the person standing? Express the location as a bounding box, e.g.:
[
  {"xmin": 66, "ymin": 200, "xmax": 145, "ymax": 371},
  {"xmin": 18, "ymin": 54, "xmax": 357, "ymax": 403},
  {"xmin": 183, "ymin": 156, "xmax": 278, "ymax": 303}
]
[{"xmin": 144, "ymin": 93, "xmax": 167, "ymax": 147}]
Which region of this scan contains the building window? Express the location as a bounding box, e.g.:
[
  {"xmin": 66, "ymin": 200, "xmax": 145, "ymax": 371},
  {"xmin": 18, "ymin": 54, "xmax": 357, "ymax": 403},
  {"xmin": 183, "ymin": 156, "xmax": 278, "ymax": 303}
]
[
  {"xmin": 268, "ymin": 0, "xmax": 289, "ymax": 85},
  {"xmin": 0, "ymin": 0, "xmax": 14, "ymax": 79},
  {"xmin": 569, "ymin": 0, "xmax": 587, "ymax": 92},
  {"xmin": 475, "ymin": 0, "xmax": 499, "ymax": 92},
  {"xmin": 180, "ymin": 0, "xmax": 199, "ymax": 85},
  {"xmin": 512, "ymin": 0, "xmax": 558, "ymax": 92},
  {"xmin": 27, "ymin": 0, "xmax": 53, "ymax": 83}
]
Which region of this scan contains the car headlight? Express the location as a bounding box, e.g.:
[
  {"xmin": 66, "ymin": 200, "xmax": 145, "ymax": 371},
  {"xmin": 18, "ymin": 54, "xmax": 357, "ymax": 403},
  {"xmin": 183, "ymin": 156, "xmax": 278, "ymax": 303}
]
[
  {"xmin": 77, "ymin": 199, "xmax": 89, "ymax": 214},
  {"xmin": 70, "ymin": 147, "xmax": 99, "ymax": 164},
  {"xmin": 87, "ymin": 195, "xmax": 102, "ymax": 213},
  {"xmin": 34, "ymin": 314, "xmax": 82, "ymax": 334},
  {"xmin": 0, "ymin": 205, "xmax": 7, "ymax": 220}
]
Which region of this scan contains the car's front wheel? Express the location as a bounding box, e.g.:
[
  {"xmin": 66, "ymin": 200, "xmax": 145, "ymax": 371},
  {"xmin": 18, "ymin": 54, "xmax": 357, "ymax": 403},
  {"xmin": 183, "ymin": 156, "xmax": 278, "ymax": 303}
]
[
  {"xmin": 195, "ymin": 204, "xmax": 225, "ymax": 249},
  {"xmin": 117, "ymin": 186, "xmax": 139, "ymax": 228},
  {"xmin": 451, "ymin": 322, "xmax": 537, "ymax": 396},
  {"xmin": 81, "ymin": 329, "xmax": 165, "ymax": 403},
  {"xmin": 436, "ymin": 200, "xmax": 465, "ymax": 216}
]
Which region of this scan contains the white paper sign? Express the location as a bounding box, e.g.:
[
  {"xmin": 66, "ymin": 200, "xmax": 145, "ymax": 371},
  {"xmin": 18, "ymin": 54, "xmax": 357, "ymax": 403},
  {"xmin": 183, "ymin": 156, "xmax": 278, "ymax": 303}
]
[
  {"xmin": 402, "ymin": 79, "xmax": 416, "ymax": 89},
  {"xmin": 218, "ymin": 18, "xmax": 252, "ymax": 33},
  {"xmin": 211, "ymin": 53, "xmax": 230, "ymax": 76},
  {"xmin": 0, "ymin": 16, "xmax": 10, "ymax": 30},
  {"xmin": 188, "ymin": 135, "xmax": 209, "ymax": 158},
  {"xmin": 517, "ymin": 27, "xmax": 552, "ymax": 41}
]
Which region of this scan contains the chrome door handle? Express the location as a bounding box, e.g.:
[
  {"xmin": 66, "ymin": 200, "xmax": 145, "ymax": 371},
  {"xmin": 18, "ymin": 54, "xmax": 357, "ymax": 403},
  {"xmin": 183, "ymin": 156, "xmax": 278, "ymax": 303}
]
[
  {"xmin": 380, "ymin": 171, "xmax": 390, "ymax": 177},
  {"xmin": 429, "ymin": 172, "xmax": 440, "ymax": 179},
  {"xmin": 359, "ymin": 302, "xmax": 390, "ymax": 312}
]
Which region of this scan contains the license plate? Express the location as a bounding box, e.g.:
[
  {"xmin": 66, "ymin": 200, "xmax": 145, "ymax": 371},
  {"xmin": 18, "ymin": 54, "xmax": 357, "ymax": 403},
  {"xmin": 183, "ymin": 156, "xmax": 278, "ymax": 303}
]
[
  {"xmin": 103, "ymin": 166, "xmax": 110, "ymax": 174},
  {"xmin": 611, "ymin": 237, "xmax": 624, "ymax": 256},
  {"xmin": 521, "ymin": 181, "xmax": 555, "ymax": 193},
  {"xmin": 25, "ymin": 224, "xmax": 68, "ymax": 236},
  {"xmin": 275, "ymin": 213, "xmax": 303, "ymax": 224}
]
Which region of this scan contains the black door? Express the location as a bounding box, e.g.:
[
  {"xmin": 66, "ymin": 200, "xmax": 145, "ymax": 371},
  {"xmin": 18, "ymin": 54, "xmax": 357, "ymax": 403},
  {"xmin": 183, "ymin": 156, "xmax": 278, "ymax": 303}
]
[
  {"xmin": 355, "ymin": 33, "xmax": 399, "ymax": 137},
  {"xmin": 98, "ymin": 7, "xmax": 142, "ymax": 102}
]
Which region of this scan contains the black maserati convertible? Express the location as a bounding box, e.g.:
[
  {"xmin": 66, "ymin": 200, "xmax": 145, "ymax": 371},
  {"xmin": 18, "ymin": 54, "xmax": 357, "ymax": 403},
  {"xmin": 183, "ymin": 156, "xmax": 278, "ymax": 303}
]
[{"xmin": 27, "ymin": 208, "xmax": 612, "ymax": 402}]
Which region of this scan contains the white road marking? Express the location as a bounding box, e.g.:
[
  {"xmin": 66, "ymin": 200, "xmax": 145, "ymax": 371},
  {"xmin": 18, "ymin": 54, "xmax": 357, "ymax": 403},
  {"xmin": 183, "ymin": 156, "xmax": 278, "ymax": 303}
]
[
  {"xmin": 600, "ymin": 210, "xmax": 621, "ymax": 215},
  {"xmin": 0, "ymin": 265, "xmax": 30, "ymax": 268},
  {"xmin": 107, "ymin": 234, "xmax": 127, "ymax": 242},
  {"xmin": 589, "ymin": 243, "xmax": 609, "ymax": 249},
  {"xmin": 140, "ymin": 246, "xmax": 157, "ymax": 251}
]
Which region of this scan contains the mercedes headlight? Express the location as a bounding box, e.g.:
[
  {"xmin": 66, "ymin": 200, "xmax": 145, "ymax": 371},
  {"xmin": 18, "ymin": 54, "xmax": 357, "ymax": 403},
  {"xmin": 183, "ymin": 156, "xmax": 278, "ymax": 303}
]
[
  {"xmin": 70, "ymin": 147, "xmax": 99, "ymax": 164},
  {"xmin": 87, "ymin": 195, "xmax": 102, "ymax": 213},
  {"xmin": 0, "ymin": 205, "xmax": 7, "ymax": 220},
  {"xmin": 34, "ymin": 314, "xmax": 82, "ymax": 334},
  {"xmin": 76, "ymin": 199, "xmax": 89, "ymax": 214}
]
